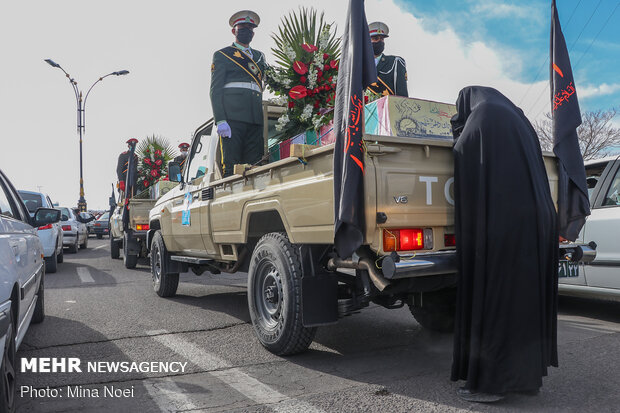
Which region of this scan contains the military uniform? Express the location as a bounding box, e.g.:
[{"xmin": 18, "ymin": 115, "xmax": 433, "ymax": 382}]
[
  {"xmin": 210, "ymin": 10, "xmax": 268, "ymax": 177},
  {"xmin": 116, "ymin": 138, "xmax": 138, "ymax": 196},
  {"xmin": 366, "ymin": 21, "xmax": 409, "ymax": 97},
  {"xmin": 174, "ymin": 142, "xmax": 190, "ymax": 171}
]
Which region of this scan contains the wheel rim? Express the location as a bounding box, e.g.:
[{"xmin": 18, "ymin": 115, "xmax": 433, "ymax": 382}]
[
  {"xmin": 2, "ymin": 324, "xmax": 15, "ymax": 410},
  {"xmin": 152, "ymin": 243, "xmax": 162, "ymax": 286},
  {"xmin": 253, "ymin": 261, "xmax": 284, "ymax": 331}
]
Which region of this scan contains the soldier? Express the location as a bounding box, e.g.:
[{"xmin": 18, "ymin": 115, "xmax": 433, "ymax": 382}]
[
  {"xmin": 174, "ymin": 142, "xmax": 190, "ymax": 171},
  {"xmin": 116, "ymin": 138, "xmax": 139, "ymax": 196},
  {"xmin": 210, "ymin": 10, "xmax": 268, "ymax": 177},
  {"xmin": 366, "ymin": 22, "xmax": 409, "ymax": 97}
]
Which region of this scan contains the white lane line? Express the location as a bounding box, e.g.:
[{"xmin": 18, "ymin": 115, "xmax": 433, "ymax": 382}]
[
  {"xmin": 93, "ymin": 244, "xmax": 107, "ymax": 250},
  {"xmin": 76, "ymin": 267, "xmax": 95, "ymax": 283},
  {"xmin": 147, "ymin": 330, "xmax": 324, "ymax": 413},
  {"xmin": 143, "ymin": 378, "xmax": 199, "ymax": 413}
]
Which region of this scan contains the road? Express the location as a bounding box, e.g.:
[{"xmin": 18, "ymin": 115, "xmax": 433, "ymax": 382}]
[{"xmin": 16, "ymin": 237, "xmax": 620, "ymax": 413}]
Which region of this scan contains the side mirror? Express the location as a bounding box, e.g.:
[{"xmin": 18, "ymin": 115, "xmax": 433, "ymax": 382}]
[
  {"xmin": 168, "ymin": 161, "xmax": 183, "ymax": 182},
  {"xmin": 34, "ymin": 208, "xmax": 61, "ymax": 227}
]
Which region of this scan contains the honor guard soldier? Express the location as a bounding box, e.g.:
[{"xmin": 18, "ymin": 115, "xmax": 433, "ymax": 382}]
[
  {"xmin": 174, "ymin": 142, "xmax": 190, "ymax": 171},
  {"xmin": 366, "ymin": 22, "xmax": 409, "ymax": 97},
  {"xmin": 210, "ymin": 10, "xmax": 268, "ymax": 177},
  {"xmin": 116, "ymin": 138, "xmax": 139, "ymax": 195}
]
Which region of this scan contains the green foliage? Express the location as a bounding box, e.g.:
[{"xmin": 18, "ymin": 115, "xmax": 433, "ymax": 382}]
[{"xmin": 136, "ymin": 135, "xmax": 175, "ymax": 191}]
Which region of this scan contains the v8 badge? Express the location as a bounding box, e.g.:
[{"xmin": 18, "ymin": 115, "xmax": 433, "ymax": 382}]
[{"xmin": 394, "ymin": 195, "xmax": 408, "ymax": 204}]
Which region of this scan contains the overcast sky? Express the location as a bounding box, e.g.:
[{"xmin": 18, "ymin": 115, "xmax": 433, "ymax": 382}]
[{"xmin": 1, "ymin": 0, "xmax": 618, "ymax": 209}]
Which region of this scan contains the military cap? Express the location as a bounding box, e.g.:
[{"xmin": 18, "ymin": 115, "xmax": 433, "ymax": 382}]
[
  {"xmin": 178, "ymin": 143, "xmax": 190, "ymax": 149},
  {"xmin": 368, "ymin": 21, "xmax": 389, "ymax": 38},
  {"xmin": 126, "ymin": 138, "xmax": 138, "ymax": 144},
  {"xmin": 229, "ymin": 10, "xmax": 260, "ymax": 28}
]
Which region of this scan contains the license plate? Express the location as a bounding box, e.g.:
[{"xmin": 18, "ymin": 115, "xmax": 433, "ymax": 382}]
[{"xmin": 558, "ymin": 261, "xmax": 579, "ymax": 278}]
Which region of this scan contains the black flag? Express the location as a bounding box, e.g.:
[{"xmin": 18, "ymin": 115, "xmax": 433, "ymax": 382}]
[
  {"xmin": 333, "ymin": 0, "xmax": 377, "ymax": 258},
  {"xmin": 550, "ymin": 0, "xmax": 590, "ymax": 241}
]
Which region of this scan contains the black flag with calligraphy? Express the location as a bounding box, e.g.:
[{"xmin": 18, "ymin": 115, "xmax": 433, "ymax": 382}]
[
  {"xmin": 333, "ymin": 0, "xmax": 377, "ymax": 258},
  {"xmin": 550, "ymin": 0, "xmax": 590, "ymax": 241}
]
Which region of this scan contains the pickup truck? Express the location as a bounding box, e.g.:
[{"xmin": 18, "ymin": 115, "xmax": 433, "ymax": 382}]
[
  {"xmin": 110, "ymin": 197, "xmax": 155, "ymax": 269},
  {"xmin": 147, "ymin": 100, "xmax": 596, "ymax": 356},
  {"xmin": 559, "ymin": 155, "xmax": 620, "ymax": 300}
]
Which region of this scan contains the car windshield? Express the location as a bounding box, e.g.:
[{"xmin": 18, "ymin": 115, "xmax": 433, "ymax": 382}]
[
  {"xmin": 19, "ymin": 192, "xmax": 42, "ymax": 212},
  {"xmin": 98, "ymin": 212, "xmax": 109, "ymax": 221}
]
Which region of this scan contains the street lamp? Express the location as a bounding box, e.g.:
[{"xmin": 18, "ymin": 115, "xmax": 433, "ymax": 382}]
[{"xmin": 45, "ymin": 59, "xmax": 129, "ymax": 212}]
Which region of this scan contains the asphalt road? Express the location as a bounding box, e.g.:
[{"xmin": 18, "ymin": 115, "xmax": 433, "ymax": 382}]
[{"xmin": 16, "ymin": 237, "xmax": 620, "ymax": 413}]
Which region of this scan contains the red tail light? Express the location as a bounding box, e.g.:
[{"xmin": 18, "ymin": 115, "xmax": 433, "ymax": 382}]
[
  {"xmin": 94, "ymin": 223, "xmax": 101, "ymax": 227},
  {"xmin": 62, "ymin": 225, "xmax": 72, "ymax": 231},
  {"xmin": 135, "ymin": 224, "xmax": 149, "ymax": 231},
  {"xmin": 444, "ymin": 234, "xmax": 456, "ymax": 247},
  {"xmin": 38, "ymin": 224, "xmax": 53, "ymax": 230},
  {"xmin": 383, "ymin": 228, "xmax": 424, "ymax": 252}
]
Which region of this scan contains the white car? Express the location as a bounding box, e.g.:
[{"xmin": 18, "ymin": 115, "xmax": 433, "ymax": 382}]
[
  {"xmin": 17, "ymin": 190, "xmax": 64, "ymax": 273},
  {"xmin": 59, "ymin": 207, "xmax": 89, "ymax": 252},
  {"xmin": 1, "ymin": 169, "xmax": 58, "ymax": 412},
  {"xmin": 559, "ymin": 155, "xmax": 620, "ymax": 300}
]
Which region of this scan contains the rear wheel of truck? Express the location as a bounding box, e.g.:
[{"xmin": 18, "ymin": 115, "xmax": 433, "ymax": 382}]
[
  {"xmin": 408, "ymin": 288, "xmax": 456, "ymax": 333},
  {"xmin": 247, "ymin": 232, "xmax": 316, "ymax": 356},
  {"xmin": 151, "ymin": 231, "xmax": 179, "ymax": 297},
  {"xmin": 123, "ymin": 232, "xmax": 138, "ymax": 269},
  {"xmin": 110, "ymin": 236, "xmax": 120, "ymax": 259}
]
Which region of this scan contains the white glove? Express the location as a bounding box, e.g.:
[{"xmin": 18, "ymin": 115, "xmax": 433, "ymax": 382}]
[{"xmin": 217, "ymin": 121, "xmax": 232, "ymax": 138}]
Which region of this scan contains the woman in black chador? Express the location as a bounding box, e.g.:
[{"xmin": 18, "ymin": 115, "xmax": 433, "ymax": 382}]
[{"xmin": 450, "ymin": 86, "xmax": 559, "ymax": 402}]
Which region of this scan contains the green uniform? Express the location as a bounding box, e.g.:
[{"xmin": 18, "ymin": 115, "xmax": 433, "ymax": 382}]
[
  {"xmin": 173, "ymin": 155, "xmax": 188, "ymax": 172},
  {"xmin": 210, "ymin": 44, "xmax": 268, "ymax": 176},
  {"xmin": 367, "ymin": 54, "xmax": 408, "ymax": 97}
]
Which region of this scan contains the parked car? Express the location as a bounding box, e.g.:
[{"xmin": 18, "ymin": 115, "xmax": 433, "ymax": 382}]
[
  {"xmin": 92, "ymin": 211, "xmax": 110, "ymax": 239},
  {"xmin": 1, "ymin": 169, "xmax": 58, "ymax": 412},
  {"xmin": 17, "ymin": 190, "xmax": 63, "ymax": 273},
  {"xmin": 559, "ymin": 155, "xmax": 620, "ymax": 301},
  {"xmin": 59, "ymin": 207, "xmax": 89, "ymax": 252},
  {"xmin": 82, "ymin": 212, "xmax": 97, "ymax": 236}
]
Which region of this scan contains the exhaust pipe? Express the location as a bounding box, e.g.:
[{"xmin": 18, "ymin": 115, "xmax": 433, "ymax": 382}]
[{"xmin": 327, "ymin": 257, "xmax": 391, "ymax": 291}]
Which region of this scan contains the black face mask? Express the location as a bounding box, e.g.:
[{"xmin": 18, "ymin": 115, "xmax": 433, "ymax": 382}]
[
  {"xmin": 236, "ymin": 27, "xmax": 254, "ymax": 45},
  {"xmin": 372, "ymin": 40, "xmax": 385, "ymax": 56}
]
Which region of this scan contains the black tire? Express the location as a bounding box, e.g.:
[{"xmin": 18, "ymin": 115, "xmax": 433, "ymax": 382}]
[
  {"xmin": 110, "ymin": 236, "xmax": 120, "ymax": 259},
  {"xmin": 0, "ymin": 309, "xmax": 16, "ymax": 413},
  {"xmin": 57, "ymin": 247, "xmax": 63, "ymax": 263},
  {"xmin": 32, "ymin": 273, "xmax": 45, "ymax": 324},
  {"xmin": 68, "ymin": 239, "xmax": 78, "ymax": 254},
  {"xmin": 80, "ymin": 234, "xmax": 88, "ymax": 249},
  {"xmin": 151, "ymin": 231, "xmax": 179, "ymax": 297},
  {"xmin": 408, "ymin": 288, "xmax": 456, "ymax": 333},
  {"xmin": 123, "ymin": 233, "xmax": 138, "ymax": 269},
  {"xmin": 247, "ymin": 232, "xmax": 316, "ymax": 356},
  {"xmin": 96, "ymin": 234, "xmax": 103, "ymax": 239},
  {"xmin": 45, "ymin": 248, "xmax": 57, "ymax": 274}
]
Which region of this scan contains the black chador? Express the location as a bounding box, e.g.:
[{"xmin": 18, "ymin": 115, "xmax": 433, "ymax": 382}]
[{"xmin": 450, "ymin": 86, "xmax": 559, "ymax": 395}]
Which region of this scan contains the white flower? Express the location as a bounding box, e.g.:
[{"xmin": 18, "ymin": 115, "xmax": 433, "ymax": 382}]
[
  {"xmin": 312, "ymin": 114, "xmax": 325, "ymax": 130},
  {"xmin": 300, "ymin": 104, "xmax": 314, "ymax": 121},
  {"xmin": 281, "ymin": 77, "xmax": 292, "ymax": 88},
  {"xmin": 276, "ymin": 114, "xmax": 290, "ymax": 131},
  {"xmin": 284, "ymin": 44, "xmax": 296, "ymax": 61},
  {"xmin": 307, "ymin": 66, "xmax": 318, "ymax": 89},
  {"xmin": 318, "ymin": 26, "xmax": 330, "ymax": 51},
  {"xmin": 270, "ymin": 95, "xmax": 288, "ymax": 106}
]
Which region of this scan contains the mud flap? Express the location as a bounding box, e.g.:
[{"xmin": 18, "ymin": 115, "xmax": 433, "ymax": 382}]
[{"xmin": 299, "ymin": 245, "xmax": 338, "ymax": 327}]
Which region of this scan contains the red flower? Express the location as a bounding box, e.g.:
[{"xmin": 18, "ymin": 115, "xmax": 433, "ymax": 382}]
[
  {"xmin": 155, "ymin": 159, "xmax": 162, "ymax": 166},
  {"xmin": 288, "ymin": 101, "xmax": 295, "ymax": 109},
  {"xmin": 144, "ymin": 181, "xmax": 149, "ymax": 187},
  {"xmin": 324, "ymin": 64, "xmax": 330, "ymax": 71},
  {"xmin": 314, "ymin": 100, "xmax": 320, "ymax": 109},
  {"xmin": 330, "ymin": 60, "xmax": 338, "ymax": 69},
  {"xmin": 323, "ymin": 53, "xmax": 329, "ymax": 60},
  {"xmin": 144, "ymin": 158, "xmax": 151, "ymax": 165},
  {"xmin": 151, "ymin": 170, "xmax": 158, "ymax": 177},
  {"xmin": 155, "ymin": 149, "xmax": 162, "ymax": 156},
  {"xmin": 301, "ymin": 43, "xmax": 318, "ymax": 53},
  {"xmin": 300, "ymin": 76, "xmax": 307, "ymax": 83},
  {"xmin": 293, "ymin": 61, "xmax": 308, "ymax": 75},
  {"xmin": 289, "ymin": 85, "xmax": 308, "ymax": 99}
]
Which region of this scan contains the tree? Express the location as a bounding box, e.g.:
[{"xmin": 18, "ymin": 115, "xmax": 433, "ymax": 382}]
[{"xmin": 533, "ymin": 108, "xmax": 620, "ymax": 160}]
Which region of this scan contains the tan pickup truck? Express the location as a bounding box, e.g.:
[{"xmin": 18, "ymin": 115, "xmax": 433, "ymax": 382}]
[
  {"xmin": 110, "ymin": 197, "xmax": 155, "ymax": 269},
  {"xmin": 147, "ymin": 101, "xmax": 595, "ymax": 356}
]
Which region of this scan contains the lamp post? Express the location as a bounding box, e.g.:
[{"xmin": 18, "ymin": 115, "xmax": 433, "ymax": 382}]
[{"xmin": 45, "ymin": 59, "xmax": 129, "ymax": 212}]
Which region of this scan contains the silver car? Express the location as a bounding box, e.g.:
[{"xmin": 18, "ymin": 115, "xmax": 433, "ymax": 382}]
[
  {"xmin": 1, "ymin": 169, "xmax": 58, "ymax": 411},
  {"xmin": 59, "ymin": 207, "xmax": 89, "ymax": 252}
]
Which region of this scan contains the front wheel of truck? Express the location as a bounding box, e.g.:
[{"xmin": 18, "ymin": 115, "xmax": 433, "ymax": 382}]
[
  {"xmin": 247, "ymin": 232, "xmax": 316, "ymax": 356},
  {"xmin": 408, "ymin": 288, "xmax": 456, "ymax": 333},
  {"xmin": 151, "ymin": 231, "xmax": 179, "ymax": 297}
]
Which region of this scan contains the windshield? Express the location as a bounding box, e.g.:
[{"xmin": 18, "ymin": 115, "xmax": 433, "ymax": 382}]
[
  {"xmin": 98, "ymin": 212, "xmax": 109, "ymax": 221},
  {"xmin": 19, "ymin": 192, "xmax": 42, "ymax": 212},
  {"xmin": 59, "ymin": 207, "xmax": 73, "ymax": 221}
]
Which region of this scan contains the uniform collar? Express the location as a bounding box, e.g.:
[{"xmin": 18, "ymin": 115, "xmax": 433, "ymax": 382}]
[
  {"xmin": 374, "ymin": 53, "xmax": 383, "ymax": 66},
  {"xmin": 233, "ymin": 42, "xmax": 253, "ymax": 58}
]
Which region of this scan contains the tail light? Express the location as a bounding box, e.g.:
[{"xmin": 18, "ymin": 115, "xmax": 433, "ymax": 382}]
[
  {"xmin": 135, "ymin": 224, "xmax": 149, "ymax": 231},
  {"xmin": 383, "ymin": 228, "xmax": 425, "ymax": 252},
  {"xmin": 38, "ymin": 224, "xmax": 53, "ymax": 230},
  {"xmin": 444, "ymin": 234, "xmax": 456, "ymax": 247},
  {"xmin": 94, "ymin": 223, "xmax": 101, "ymax": 227},
  {"xmin": 62, "ymin": 225, "xmax": 72, "ymax": 231}
]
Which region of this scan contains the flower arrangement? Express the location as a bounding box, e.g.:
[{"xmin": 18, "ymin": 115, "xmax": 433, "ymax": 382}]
[
  {"xmin": 266, "ymin": 7, "xmax": 341, "ymax": 141},
  {"xmin": 136, "ymin": 135, "xmax": 175, "ymax": 190}
]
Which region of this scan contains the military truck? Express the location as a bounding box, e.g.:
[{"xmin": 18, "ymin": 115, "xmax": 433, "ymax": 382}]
[
  {"xmin": 110, "ymin": 197, "xmax": 155, "ymax": 269},
  {"xmin": 147, "ymin": 100, "xmax": 595, "ymax": 356}
]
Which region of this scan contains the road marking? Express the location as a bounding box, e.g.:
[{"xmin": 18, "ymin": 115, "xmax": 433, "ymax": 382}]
[
  {"xmin": 146, "ymin": 330, "xmax": 324, "ymax": 413},
  {"xmin": 143, "ymin": 378, "xmax": 199, "ymax": 412},
  {"xmin": 76, "ymin": 267, "xmax": 95, "ymax": 283},
  {"xmin": 93, "ymin": 244, "xmax": 107, "ymax": 250}
]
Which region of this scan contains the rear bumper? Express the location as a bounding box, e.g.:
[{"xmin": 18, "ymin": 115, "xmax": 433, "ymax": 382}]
[{"xmin": 92, "ymin": 226, "xmax": 109, "ymax": 234}]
